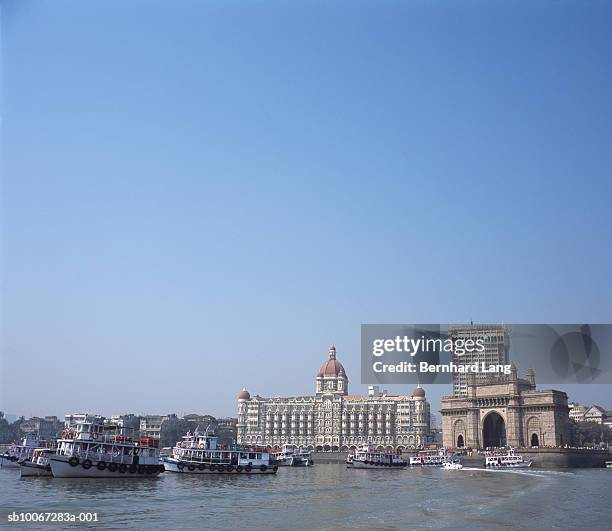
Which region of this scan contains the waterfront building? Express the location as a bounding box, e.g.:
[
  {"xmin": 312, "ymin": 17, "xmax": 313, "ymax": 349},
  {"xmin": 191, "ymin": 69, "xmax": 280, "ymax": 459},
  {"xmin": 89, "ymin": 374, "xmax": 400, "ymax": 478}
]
[
  {"xmin": 109, "ymin": 414, "xmax": 141, "ymax": 432},
  {"xmin": 583, "ymin": 405, "xmax": 611, "ymax": 426},
  {"xmin": 216, "ymin": 417, "xmax": 238, "ymax": 444},
  {"xmin": 441, "ymin": 366, "xmax": 570, "ymax": 449},
  {"xmin": 237, "ymin": 346, "xmax": 430, "ymax": 451},
  {"xmin": 19, "ymin": 416, "xmax": 63, "ymax": 440},
  {"xmin": 449, "ymin": 324, "xmax": 509, "ymax": 396},
  {"xmin": 569, "ymin": 403, "xmax": 588, "ymax": 423},
  {"xmin": 183, "ymin": 413, "xmax": 216, "ymax": 425},
  {"xmin": 140, "ymin": 415, "xmax": 170, "ymax": 439}
]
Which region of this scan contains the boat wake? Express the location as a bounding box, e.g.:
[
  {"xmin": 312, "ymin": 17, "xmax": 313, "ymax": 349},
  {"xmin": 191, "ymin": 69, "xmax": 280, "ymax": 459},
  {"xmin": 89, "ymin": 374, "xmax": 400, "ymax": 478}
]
[{"xmin": 459, "ymin": 467, "xmax": 560, "ymax": 478}]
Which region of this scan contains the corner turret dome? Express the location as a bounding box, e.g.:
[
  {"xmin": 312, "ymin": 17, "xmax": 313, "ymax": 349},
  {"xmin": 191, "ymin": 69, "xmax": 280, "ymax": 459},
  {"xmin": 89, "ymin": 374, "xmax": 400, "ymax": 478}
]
[
  {"xmin": 413, "ymin": 385, "xmax": 425, "ymax": 398},
  {"xmin": 238, "ymin": 388, "xmax": 251, "ymax": 400}
]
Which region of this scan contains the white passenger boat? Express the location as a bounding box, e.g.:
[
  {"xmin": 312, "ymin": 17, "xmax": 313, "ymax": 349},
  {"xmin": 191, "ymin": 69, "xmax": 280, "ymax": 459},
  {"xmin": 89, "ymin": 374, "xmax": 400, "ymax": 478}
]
[
  {"xmin": 163, "ymin": 427, "xmax": 278, "ymax": 474},
  {"xmin": 442, "ymin": 461, "xmax": 463, "ymax": 470},
  {"xmin": 20, "ymin": 448, "xmax": 55, "ymax": 477},
  {"xmin": 485, "ymin": 448, "xmax": 532, "ymax": 469},
  {"xmin": 1, "ymin": 434, "xmax": 51, "ymax": 469},
  {"xmin": 274, "ymin": 445, "xmax": 312, "ymax": 467},
  {"xmin": 49, "ymin": 414, "xmax": 163, "ymax": 478},
  {"xmin": 409, "ymin": 448, "xmax": 454, "ymax": 467},
  {"xmin": 606, "ymin": 461, "xmax": 612, "ymax": 469},
  {"xmin": 347, "ymin": 446, "xmax": 407, "ymax": 469}
]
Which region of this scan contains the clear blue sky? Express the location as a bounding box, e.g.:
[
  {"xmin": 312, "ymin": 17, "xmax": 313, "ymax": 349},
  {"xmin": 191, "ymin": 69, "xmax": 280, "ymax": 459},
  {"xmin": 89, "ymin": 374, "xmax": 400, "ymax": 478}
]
[{"xmin": 2, "ymin": 0, "xmax": 611, "ymax": 419}]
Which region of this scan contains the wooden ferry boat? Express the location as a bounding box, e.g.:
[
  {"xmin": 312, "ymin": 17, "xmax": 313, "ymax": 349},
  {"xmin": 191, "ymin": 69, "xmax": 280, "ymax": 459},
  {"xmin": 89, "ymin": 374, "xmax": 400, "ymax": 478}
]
[
  {"xmin": 1, "ymin": 434, "xmax": 52, "ymax": 469},
  {"xmin": 347, "ymin": 445, "xmax": 407, "ymax": 469},
  {"xmin": 485, "ymin": 448, "xmax": 532, "ymax": 469},
  {"xmin": 163, "ymin": 427, "xmax": 278, "ymax": 474},
  {"xmin": 20, "ymin": 448, "xmax": 55, "ymax": 477},
  {"xmin": 49, "ymin": 414, "xmax": 163, "ymax": 478}
]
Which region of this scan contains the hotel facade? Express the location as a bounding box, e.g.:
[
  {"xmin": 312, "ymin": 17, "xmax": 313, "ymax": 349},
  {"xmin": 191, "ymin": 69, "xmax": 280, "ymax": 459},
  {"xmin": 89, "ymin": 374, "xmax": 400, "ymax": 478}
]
[{"xmin": 237, "ymin": 346, "xmax": 430, "ymax": 451}]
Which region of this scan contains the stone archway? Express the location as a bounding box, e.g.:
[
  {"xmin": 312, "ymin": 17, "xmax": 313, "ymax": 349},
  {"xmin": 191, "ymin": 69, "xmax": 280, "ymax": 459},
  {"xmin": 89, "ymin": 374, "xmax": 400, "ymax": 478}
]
[
  {"xmin": 527, "ymin": 416, "xmax": 541, "ymax": 448},
  {"xmin": 453, "ymin": 419, "xmax": 466, "ymax": 449},
  {"xmin": 482, "ymin": 411, "xmax": 506, "ymax": 448}
]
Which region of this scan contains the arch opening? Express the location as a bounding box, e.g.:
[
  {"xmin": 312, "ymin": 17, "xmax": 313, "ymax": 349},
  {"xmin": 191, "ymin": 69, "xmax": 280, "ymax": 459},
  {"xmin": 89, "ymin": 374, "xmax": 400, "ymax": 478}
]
[{"xmin": 483, "ymin": 412, "xmax": 506, "ymax": 448}]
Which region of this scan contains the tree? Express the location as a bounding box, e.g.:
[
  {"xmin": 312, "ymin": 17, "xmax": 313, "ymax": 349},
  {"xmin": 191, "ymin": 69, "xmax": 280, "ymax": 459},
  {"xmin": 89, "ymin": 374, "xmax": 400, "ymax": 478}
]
[{"xmin": 570, "ymin": 421, "xmax": 612, "ymax": 447}]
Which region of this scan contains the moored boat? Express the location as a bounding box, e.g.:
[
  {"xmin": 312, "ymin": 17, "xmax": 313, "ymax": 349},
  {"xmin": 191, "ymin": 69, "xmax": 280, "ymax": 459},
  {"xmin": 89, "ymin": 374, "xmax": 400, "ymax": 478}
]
[
  {"xmin": 485, "ymin": 448, "xmax": 532, "ymax": 469},
  {"xmin": 274, "ymin": 445, "xmax": 312, "ymax": 467},
  {"xmin": 163, "ymin": 426, "xmax": 278, "ymax": 474},
  {"xmin": 1, "ymin": 434, "xmax": 51, "ymax": 469},
  {"xmin": 49, "ymin": 414, "xmax": 163, "ymax": 478},
  {"xmin": 20, "ymin": 448, "xmax": 55, "ymax": 477},
  {"xmin": 606, "ymin": 461, "xmax": 612, "ymax": 469},
  {"xmin": 347, "ymin": 445, "xmax": 407, "ymax": 469}
]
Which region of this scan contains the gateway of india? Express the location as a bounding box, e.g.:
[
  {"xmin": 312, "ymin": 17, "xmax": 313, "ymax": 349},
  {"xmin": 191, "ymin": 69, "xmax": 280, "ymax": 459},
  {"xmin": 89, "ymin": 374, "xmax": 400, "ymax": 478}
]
[
  {"xmin": 441, "ymin": 325, "xmax": 571, "ymax": 449},
  {"xmin": 237, "ymin": 346, "xmax": 431, "ymax": 451}
]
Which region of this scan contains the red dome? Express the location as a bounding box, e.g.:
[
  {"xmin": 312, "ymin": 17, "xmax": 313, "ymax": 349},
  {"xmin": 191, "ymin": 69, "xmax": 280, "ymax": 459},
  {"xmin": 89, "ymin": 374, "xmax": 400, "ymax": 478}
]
[
  {"xmin": 238, "ymin": 388, "xmax": 250, "ymax": 400},
  {"xmin": 317, "ymin": 358, "xmax": 346, "ymax": 377},
  {"xmin": 412, "ymin": 385, "xmax": 425, "ymax": 398}
]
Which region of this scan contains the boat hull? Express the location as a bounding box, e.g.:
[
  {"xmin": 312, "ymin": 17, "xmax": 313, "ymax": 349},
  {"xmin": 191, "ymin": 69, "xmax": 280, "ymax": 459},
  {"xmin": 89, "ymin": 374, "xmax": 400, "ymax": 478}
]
[
  {"xmin": 20, "ymin": 461, "xmax": 53, "ymax": 477},
  {"xmin": 163, "ymin": 458, "xmax": 277, "ymax": 474},
  {"xmin": 49, "ymin": 456, "xmax": 162, "ymax": 478},
  {"xmin": 486, "ymin": 462, "xmax": 532, "ymax": 469},
  {"xmin": 276, "ymin": 456, "xmax": 311, "ymax": 467},
  {"xmin": 349, "ymin": 461, "xmax": 406, "ymax": 469},
  {"xmin": 0, "ymin": 455, "xmax": 20, "ymax": 468}
]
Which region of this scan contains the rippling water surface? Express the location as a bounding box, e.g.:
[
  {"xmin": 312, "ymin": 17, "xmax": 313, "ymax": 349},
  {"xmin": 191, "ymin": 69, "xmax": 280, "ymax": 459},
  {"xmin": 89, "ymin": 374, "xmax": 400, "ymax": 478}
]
[{"xmin": 1, "ymin": 465, "xmax": 610, "ymax": 529}]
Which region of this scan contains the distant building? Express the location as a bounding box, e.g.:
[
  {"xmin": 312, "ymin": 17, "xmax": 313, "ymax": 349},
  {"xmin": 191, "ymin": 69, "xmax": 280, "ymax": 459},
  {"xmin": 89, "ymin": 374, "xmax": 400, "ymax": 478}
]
[
  {"xmin": 237, "ymin": 345, "xmax": 431, "ymax": 451},
  {"xmin": 182, "ymin": 413, "xmax": 216, "ymax": 426},
  {"xmin": 109, "ymin": 414, "xmax": 141, "ymax": 435},
  {"xmin": 216, "ymin": 417, "xmax": 238, "ymax": 445},
  {"xmin": 441, "ymin": 366, "xmax": 570, "ymax": 449},
  {"xmin": 140, "ymin": 415, "xmax": 171, "ymax": 439},
  {"xmin": 583, "ymin": 405, "xmax": 609, "ymax": 425},
  {"xmin": 20, "ymin": 416, "xmax": 63, "ymax": 440},
  {"xmin": 569, "ymin": 403, "xmax": 588, "ymax": 423},
  {"xmin": 449, "ymin": 324, "xmax": 509, "ymax": 396}
]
